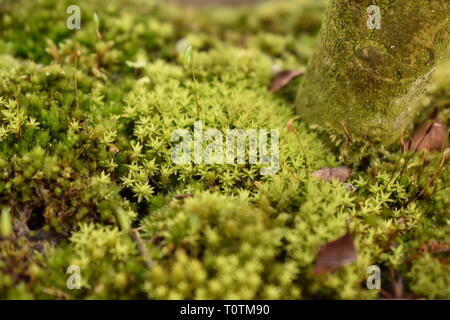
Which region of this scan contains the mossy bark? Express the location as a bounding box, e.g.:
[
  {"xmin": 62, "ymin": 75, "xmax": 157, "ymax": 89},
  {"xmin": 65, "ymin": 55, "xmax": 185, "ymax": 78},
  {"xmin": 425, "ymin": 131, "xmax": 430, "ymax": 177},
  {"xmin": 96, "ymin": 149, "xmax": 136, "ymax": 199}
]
[{"xmin": 296, "ymin": 0, "xmax": 450, "ymax": 144}]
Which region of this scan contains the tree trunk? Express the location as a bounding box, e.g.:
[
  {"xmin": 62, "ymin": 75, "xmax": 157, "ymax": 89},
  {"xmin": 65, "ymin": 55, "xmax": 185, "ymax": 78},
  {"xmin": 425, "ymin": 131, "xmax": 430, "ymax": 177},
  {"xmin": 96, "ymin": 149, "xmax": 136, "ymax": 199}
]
[{"xmin": 295, "ymin": 0, "xmax": 450, "ymax": 144}]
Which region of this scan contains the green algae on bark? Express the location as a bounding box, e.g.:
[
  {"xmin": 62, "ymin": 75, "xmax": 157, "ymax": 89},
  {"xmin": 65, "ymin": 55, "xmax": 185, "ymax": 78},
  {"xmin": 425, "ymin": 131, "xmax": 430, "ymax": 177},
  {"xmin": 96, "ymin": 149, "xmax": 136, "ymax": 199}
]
[
  {"xmin": 0, "ymin": 0, "xmax": 450, "ymax": 300},
  {"xmin": 296, "ymin": 0, "xmax": 450, "ymax": 144}
]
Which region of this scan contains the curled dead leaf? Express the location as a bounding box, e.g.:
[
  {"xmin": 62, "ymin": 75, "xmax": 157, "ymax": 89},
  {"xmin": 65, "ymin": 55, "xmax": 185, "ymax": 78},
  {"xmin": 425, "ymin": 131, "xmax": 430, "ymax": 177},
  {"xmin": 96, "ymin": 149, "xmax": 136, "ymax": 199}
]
[
  {"xmin": 270, "ymin": 70, "xmax": 303, "ymax": 93},
  {"xmin": 313, "ymin": 233, "xmax": 357, "ymax": 275},
  {"xmin": 405, "ymin": 119, "xmax": 449, "ymax": 152},
  {"xmin": 312, "ymin": 166, "xmax": 351, "ymax": 183}
]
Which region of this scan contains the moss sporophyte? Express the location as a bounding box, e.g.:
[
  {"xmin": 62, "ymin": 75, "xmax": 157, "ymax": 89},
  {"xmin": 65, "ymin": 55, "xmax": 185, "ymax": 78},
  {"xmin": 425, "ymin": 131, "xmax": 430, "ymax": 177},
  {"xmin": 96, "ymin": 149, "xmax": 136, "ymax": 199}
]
[{"xmin": 171, "ymin": 121, "xmax": 280, "ymax": 175}]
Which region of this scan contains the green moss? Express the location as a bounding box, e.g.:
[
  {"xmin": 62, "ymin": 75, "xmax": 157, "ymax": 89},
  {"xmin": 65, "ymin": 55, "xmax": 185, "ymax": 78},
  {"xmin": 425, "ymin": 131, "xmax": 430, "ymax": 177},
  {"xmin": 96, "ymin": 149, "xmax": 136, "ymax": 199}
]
[
  {"xmin": 296, "ymin": 0, "xmax": 450, "ymax": 144},
  {"xmin": 0, "ymin": 0, "xmax": 449, "ymax": 300}
]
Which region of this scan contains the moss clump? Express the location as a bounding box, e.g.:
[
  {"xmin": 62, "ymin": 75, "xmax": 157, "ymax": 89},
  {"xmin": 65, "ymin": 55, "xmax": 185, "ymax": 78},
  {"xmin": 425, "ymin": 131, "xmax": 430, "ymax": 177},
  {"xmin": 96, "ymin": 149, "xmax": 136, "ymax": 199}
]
[
  {"xmin": 296, "ymin": 0, "xmax": 450, "ymax": 144},
  {"xmin": 0, "ymin": 0, "xmax": 449, "ymax": 299}
]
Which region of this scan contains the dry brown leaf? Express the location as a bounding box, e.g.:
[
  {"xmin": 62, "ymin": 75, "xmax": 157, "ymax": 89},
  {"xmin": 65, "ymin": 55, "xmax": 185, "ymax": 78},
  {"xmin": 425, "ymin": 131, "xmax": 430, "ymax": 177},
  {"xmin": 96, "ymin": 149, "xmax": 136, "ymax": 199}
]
[
  {"xmin": 270, "ymin": 70, "xmax": 303, "ymax": 93},
  {"xmin": 313, "ymin": 233, "xmax": 357, "ymax": 275},
  {"xmin": 405, "ymin": 119, "xmax": 449, "ymax": 152},
  {"xmin": 312, "ymin": 166, "xmax": 351, "ymax": 183},
  {"xmin": 390, "ymin": 269, "xmax": 404, "ymax": 299}
]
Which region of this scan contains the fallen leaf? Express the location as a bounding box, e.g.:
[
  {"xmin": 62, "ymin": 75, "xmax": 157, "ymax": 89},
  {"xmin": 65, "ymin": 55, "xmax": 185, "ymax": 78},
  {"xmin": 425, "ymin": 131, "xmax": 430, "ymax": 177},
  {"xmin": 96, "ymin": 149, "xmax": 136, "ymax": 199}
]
[
  {"xmin": 313, "ymin": 233, "xmax": 357, "ymax": 275},
  {"xmin": 312, "ymin": 166, "xmax": 351, "ymax": 183},
  {"xmin": 343, "ymin": 183, "xmax": 357, "ymax": 192},
  {"xmin": 270, "ymin": 70, "xmax": 303, "ymax": 93},
  {"xmin": 419, "ymin": 240, "xmax": 450, "ymax": 254},
  {"xmin": 405, "ymin": 119, "xmax": 449, "ymax": 152}
]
